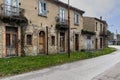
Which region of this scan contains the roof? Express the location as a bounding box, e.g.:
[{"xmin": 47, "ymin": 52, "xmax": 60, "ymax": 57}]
[
  {"xmin": 84, "ymin": 16, "xmax": 108, "ymax": 25},
  {"xmin": 48, "ymin": 0, "xmax": 85, "ymax": 15}
]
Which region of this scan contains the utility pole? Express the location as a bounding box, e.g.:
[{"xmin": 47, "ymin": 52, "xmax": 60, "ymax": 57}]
[
  {"xmin": 68, "ymin": 0, "xmax": 70, "ymax": 58},
  {"xmin": 46, "ymin": 26, "xmax": 49, "ymax": 55}
]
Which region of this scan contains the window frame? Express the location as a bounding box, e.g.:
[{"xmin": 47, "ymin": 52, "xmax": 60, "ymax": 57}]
[
  {"xmin": 4, "ymin": 0, "xmax": 20, "ymax": 16},
  {"xmin": 100, "ymin": 23, "xmax": 103, "ymax": 32},
  {"xmin": 59, "ymin": 7, "xmax": 66, "ymax": 22},
  {"xmin": 74, "ymin": 12, "xmax": 79, "ymax": 25},
  {"xmin": 96, "ymin": 22, "xmax": 98, "ymax": 31},
  {"xmin": 26, "ymin": 34, "xmax": 33, "ymax": 46},
  {"xmin": 38, "ymin": 0, "xmax": 47, "ymax": 17}
]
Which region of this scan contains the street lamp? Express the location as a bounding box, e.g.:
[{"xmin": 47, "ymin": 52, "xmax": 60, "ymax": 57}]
[{"xmin": 68, "ymin": 0, "xmax": 70, "ymax": 58}]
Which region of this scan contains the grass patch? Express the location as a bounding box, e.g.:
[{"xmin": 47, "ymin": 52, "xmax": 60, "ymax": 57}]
[{"xmin": 0, "ymin": 47, "xmax": 116, "ymax": 77}]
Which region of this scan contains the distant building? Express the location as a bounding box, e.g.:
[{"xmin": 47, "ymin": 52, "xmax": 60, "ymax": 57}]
[
  {"xmin": 108, "ymin": 32, "xmax": 120, "ymax": 45},
  {"xmin": 116, "ymin": 34, "xmax": 120, "ymax": 45},
  {"xmin": 83, "ymin": 17, "xmax": 108, "ymax": 50}
]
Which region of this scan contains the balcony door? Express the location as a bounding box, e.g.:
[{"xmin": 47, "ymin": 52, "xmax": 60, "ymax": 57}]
[
  {"xmin": 4, "ymin": 0, "xmax": 19, "ymax": 16},
  {"xmin": 4, "ymin": 0, "xmax": 11, "ymax": 16},
  {"xmin": 11, "ymin": 0, "xmax": 19, "ymax": 16},
  {"xmin": 59, "ymin": 7, "xmax": 65, "ymax": 22}
]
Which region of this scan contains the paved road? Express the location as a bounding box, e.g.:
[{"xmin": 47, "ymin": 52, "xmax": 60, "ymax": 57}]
[
  {"xmin": 92, "ymin": 62, "xmax": 120, "ymax": 80},
  {"xmin": 1, "ymin": 46, "xmax": 120, "ymax": 80},
  {"xmin": 93, "ymin": 46, "xmax": 120, "ymax": 80}
]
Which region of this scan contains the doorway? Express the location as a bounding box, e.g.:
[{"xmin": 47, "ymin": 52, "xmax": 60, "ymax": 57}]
[
  {"xmin": 6, "ymin": 27, "xmax": 18, "ymax": 56},
  {"xmin": 75, "ymin": 34, "xmax": 79, "ymax": 51},
  {"xmin": 95, "ymin": 38, "xmax": 98, "ymax": 49},
  {"xmin": 60, "ymin": 32, "xmax": 65, "ymax": 52},
  {"xmin": 39, "ymin": 31, "xmax": 45, "ymax": 54},
  {"xmin": 87, "ymin": 36, "xmax": 91, "ymax": 50},
  {"xmin": 100, "ymin": 38, "xmax": 103, "ymax": 48}
]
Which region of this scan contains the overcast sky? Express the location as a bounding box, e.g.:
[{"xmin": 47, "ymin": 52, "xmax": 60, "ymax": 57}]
[{"xmin": 60, "ymin": 0, "xmax": 120, "ymax": 34}]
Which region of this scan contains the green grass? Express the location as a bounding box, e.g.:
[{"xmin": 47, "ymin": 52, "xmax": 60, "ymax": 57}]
[{"xmin": 0, "ymin": 47, "xmax": 116, "ymax": 77}]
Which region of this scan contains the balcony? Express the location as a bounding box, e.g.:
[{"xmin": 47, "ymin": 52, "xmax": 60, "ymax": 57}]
[
  {"xmin": 0, "ymin": 4, "xmax": 28, "ymax": 26},
  {"xmin": 99, "ymin": 30, "xmax": 108, "ymax": 37},
  {"xmin": 55, "ymin": 17, "xmax": 68, "ymax": 30},
  {"xmin": 81, "ymin": 29, "xmax": 96, "ymax": 35}
]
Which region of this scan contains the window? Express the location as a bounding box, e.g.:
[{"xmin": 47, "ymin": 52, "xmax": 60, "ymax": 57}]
[
  {"xmin": 38, "ymin": 0, "xmax": 47, "ymax": 16},
  {"xmin": 96, "ymin": 22, "xmax": 98, "ymax": 31},
  {"xmin": 59, "ymin": 7, "xmax": 66, "ymax": 22},
  {"xmin": 4, "ymin": 0, "xmax": 19, "ymax": 16},
  {"xmin": 27, "ymin": 35, "xmax": 32, "ymax": 45},
  {"xmin": 74, "ymin": 12, "xmax": 79, "ymax": 25},
  {"xmin": 51, "ymin": 36, "xmax": 55, "ymax": 46},
  {"xmin": 100, "ymin": 24, "xmax": 103, "ymax": 31}
]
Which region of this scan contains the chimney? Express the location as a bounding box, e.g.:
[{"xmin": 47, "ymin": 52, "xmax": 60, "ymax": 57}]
[{"xmin": 100, "ymin": 16, "xmax": 102, "ymax": 20}]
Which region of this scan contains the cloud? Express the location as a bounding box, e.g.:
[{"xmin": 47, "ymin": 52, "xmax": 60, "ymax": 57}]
[
  {"xmin": 60, "ymin": 0, "xmax": 119, "ymax": 18},
  {"xmin": 59, "ymin": 0, "xmax": 120, "ymax": 33}
]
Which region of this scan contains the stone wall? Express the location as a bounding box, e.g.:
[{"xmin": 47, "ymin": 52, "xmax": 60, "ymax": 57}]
[
  {"xmin": 20, "ymin": 0, "xmax": 84, "ymax": 55},
  {"xmin": 0, "ymin": 0, "xmax": 84, "ymax": 57},
  {"xmin": 83, "ymin": 17, "xmax": 95, "ymax": 32}
]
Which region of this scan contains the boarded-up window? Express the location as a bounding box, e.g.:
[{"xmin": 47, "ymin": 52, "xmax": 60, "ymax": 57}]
[{"xmin": 27, "ymin": 35, "xmax": 32, "ymax": 45}]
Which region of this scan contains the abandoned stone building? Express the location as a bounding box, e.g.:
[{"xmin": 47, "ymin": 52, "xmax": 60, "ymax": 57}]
[
  {"xmin": 83, "ymin": 17, "xmax": 108, "ymax": 50},
  {"xmin": 0, "ymin": 0, "xmax": 86, "ymax": 58},
  {"xmin": 0, "ymin": 0, "xmax": 108, "ymax": 58}
]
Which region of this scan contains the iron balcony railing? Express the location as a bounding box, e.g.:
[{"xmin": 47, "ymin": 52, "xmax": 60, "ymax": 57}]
[
  {"xmin": 0, "ymin": 4, "xmax": 25, "ymax": 17},
  {"xmin": 100, "ymin": 30, "xmax": 108, "ymax": 37},
  {"xmin": 55, "ymin": 17, "xmax": 68, "ymax": 30},
  {"xmin": 56, "ymin": 17, "xmax": 68, "ymax": 26}
]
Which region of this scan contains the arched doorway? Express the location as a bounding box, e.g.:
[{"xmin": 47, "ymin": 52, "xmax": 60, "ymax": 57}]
[{"xmin": 39, "ymin": 31, "xmax": 45, "ymax": 54}]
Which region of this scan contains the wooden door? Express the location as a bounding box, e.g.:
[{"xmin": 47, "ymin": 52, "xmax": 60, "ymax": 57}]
[
  {"xmin": 60, "ymin": 32, "xmax": 65, "ymax": 52},
  {"xmin": 75, "ymin": 34, "xmax": 79, "ymax": 51},
  {"xmin": 39, "ymin": 31, "xmax": 45, "ymax": 54},
  {"xmin": 100, "ymin": 38, "xmax": 103, "ymax": 48},
  {"xmin": 95, "ymin": 39, "xmax": 98, "ymax": 49},
  {"xmin": 6, "ymin": 27, "xmax": 18, "ymax": 56}
]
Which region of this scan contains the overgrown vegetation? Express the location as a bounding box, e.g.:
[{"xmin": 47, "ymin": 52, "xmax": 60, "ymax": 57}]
[{"xmin": 0, "ymin": 47, "xmax": 116, "ymax": 77}]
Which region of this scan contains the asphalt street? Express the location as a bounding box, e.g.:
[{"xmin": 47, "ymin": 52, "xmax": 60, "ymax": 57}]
[{"xmin": 1, "ymin": 46, "xmax": 120, "ymax": 80}]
